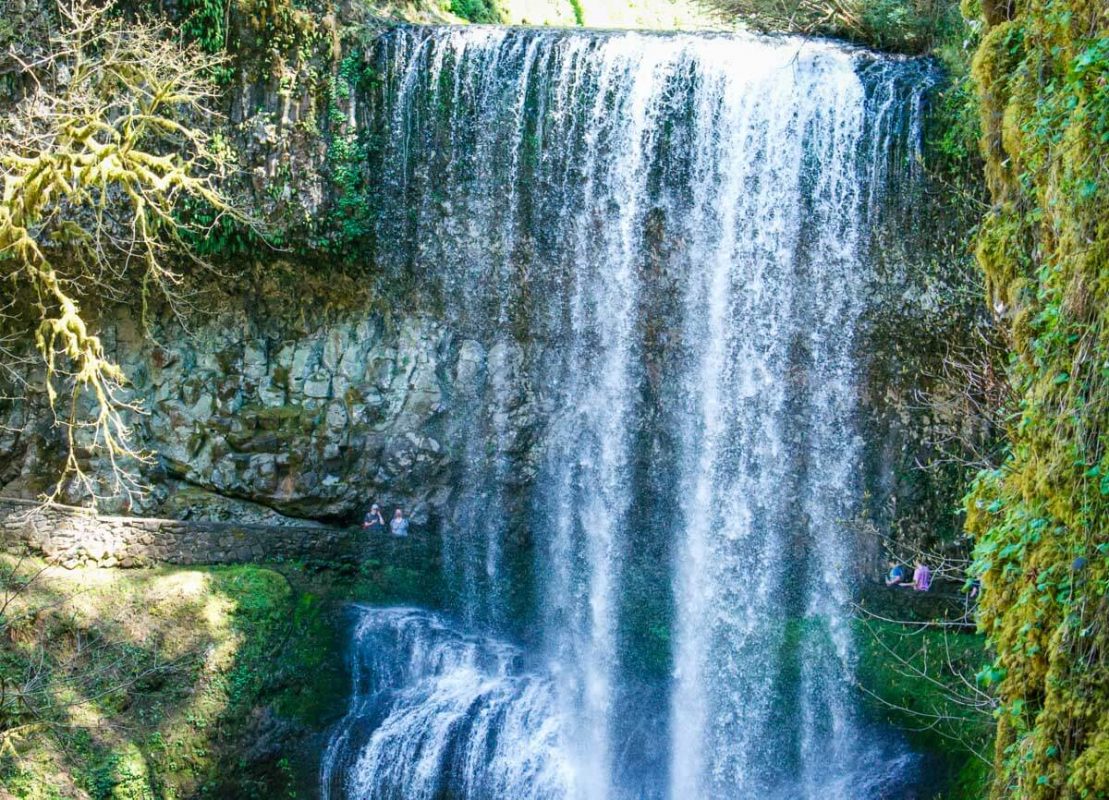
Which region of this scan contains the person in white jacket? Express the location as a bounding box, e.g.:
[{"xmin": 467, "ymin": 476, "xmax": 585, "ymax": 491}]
[{"xmin": 390, "ymin": 508, "xmax": 409, "ymax": 538}]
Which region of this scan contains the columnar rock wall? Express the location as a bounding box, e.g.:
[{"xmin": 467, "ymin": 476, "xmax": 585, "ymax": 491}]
[
  {"xmin": 0, "ymin": 302, "xmax": 544, "ymax": 527},
  {"xmin": 0, "ymin": 496, "xmax": 428, "ymax": 568}
]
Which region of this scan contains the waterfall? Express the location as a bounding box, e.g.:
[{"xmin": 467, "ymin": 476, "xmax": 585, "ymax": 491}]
[
  {"xmin": 328, "ymin": 25, "xmax": 932, "ymax": 800},
  {"xmin": 321, "ymin": 607, "xmax": 573, "ymax": 800}
]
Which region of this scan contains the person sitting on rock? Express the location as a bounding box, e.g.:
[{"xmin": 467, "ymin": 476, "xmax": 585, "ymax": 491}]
[
  {"xmin": 363, "ymin": 503, "xmax": 385, "ymax": 532},
  {"xmin": 885, "ymin": 560, "xmax": 909, "ymax": 586},
  {"xmin": 390, "ymin": 508, "xmax": 409, "ymax": 538},
  {"xmin": 908, "ymin": 560, "xmax": 932, "ymax": 592}
]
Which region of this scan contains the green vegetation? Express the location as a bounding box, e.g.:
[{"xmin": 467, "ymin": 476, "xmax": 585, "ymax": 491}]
[
  {"xmin": 448, "ymin": 0, "xmax": 503, "ymax": 23},
  {"xmin": 855, "ymin": 617, "xmax": 994, "ymax": 797},
  {"xmin": 0, "ymin": 556, "xmax": 440, "ymax": 799},
  {"xmin": 961, "ymin": 0, "xmax": 1109, "ymax": 795},
  {"xmin": 179, "ymin": 0, "xmax": 229, "ymax": 53},
  {"xmin": 316, "ymin": 50, "xmax": 379, "ymax": 255}
]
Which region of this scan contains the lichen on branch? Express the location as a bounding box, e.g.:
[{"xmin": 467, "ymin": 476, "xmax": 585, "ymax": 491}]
[{"xmin": 0, "ymin": 0, "xmax": 252, "ymax": 505}]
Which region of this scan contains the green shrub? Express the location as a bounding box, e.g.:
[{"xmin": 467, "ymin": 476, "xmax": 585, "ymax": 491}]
[{"xmin": 448, "ymin": 0, "xmax": 502, "ymax": 23}]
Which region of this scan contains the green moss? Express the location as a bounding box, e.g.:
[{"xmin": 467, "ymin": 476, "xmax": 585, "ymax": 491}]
[
  {"xmin": 965, "ymin": 0, "xmax": 1109, "ymax": 795},
  {"xmin": 267, "ymin": 591, "xmax": 344, "ymax": 726}
]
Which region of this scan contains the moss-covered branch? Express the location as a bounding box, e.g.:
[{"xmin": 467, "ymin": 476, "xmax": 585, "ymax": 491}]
[{"xmin": 0, "ymin": 0, "xmax": 251, "ymax": 505}]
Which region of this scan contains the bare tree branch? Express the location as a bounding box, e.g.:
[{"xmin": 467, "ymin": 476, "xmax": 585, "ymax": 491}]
[{"xmin": 0, "ymin": 0, "xmax": 258, "ymax": 507}]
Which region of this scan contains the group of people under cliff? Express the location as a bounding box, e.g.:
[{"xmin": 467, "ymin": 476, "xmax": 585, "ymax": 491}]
[
  {"xmin": 885, "ymin": 559, "xmax": 933, "ymax": 592},
  {"xmin": 362, "ymin": 503, "xmax": 409, "ymax": 537},
  {"xmin": 885, "ymin": 558, "xmax": 982, "ymax": 599}
]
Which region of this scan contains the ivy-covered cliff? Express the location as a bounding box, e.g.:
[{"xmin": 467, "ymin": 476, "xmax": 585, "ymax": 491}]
[{"xmin": 964, "ymin": 0, "xmax": 1109, "ymax": 795}]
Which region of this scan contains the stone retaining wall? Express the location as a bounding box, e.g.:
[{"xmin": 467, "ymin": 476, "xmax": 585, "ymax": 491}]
[{"xmin": 0, "ymin": 497, "xmax": 374, "ymax": 568}]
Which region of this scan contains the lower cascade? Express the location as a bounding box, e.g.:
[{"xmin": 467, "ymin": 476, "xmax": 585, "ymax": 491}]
[
  {"xmin": 320, "ymin": 608, "xmax": 572, "ymax": 800},
  {"xmin": 325, "ymin": 24, "xmax": 932, "ymax": 800}
]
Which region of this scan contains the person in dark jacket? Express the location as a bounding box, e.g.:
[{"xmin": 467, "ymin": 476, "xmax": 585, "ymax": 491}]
[{"xmin": 363, "ymin": 503, "xmax": 385, "ymax": 532}]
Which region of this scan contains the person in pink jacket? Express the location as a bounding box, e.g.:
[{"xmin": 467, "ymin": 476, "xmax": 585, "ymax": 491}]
[{"xmin": 908, "ymin": 561, "xmax": 932, "ymax": 592}]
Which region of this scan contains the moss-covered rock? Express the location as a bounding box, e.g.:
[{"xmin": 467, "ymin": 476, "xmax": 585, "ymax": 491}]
[{"xmin": 964, "ymin": 0, "xmax": 1109, "ymax": 795}]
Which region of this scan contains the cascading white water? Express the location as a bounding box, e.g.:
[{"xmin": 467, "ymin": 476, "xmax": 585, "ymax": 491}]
[
  {"xmin": 327, "ymin": 25, "xmax": 932, "ymax": 800},
  {"xmin": 669, "ymin": 46, "xmax": 878, "ymax": 798},
  {"xmin": 321, "ymin": 608, "xmax": 573, "ymax": 800}
]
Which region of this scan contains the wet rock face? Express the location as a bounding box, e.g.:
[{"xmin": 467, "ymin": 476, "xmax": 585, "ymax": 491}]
[{"xmin": 0, "ymin": 302, "xmax": 546, "ymax": 527}]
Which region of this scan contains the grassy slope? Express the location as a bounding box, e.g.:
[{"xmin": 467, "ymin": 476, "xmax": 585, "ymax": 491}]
[{"xmin": 0, "ymin": 556, "xmax": 438, "ymax": 800}]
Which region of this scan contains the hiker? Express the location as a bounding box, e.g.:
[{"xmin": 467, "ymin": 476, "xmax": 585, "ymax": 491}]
[
  {"xmin": 390, "ymin": 508, "xmax": 409, "ymax": 538},
  {"xmin": 885, "ymin": 560, "xmax": 910, "ymax": 587},
  {"xmin": 362, "ymin": 503, "xmax": 385, "ymax": 532},
  {"xmin": 907, "ymin": 560, "xmax": 932, "ymax": 592}
]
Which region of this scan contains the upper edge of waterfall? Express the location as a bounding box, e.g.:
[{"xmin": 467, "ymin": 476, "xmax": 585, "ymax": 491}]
[{"xmin": 379, "ymin": 22, "xmax": 944, "ymax": 66}]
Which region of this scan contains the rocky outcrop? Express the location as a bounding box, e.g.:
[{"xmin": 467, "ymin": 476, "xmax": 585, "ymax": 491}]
[
  {"xmin": 0, "ymin": 496, "xmax": 438, "ymax": 568},
  {"xmin": 0, "ymin": 297, "xmax": 547, "ymax": 528}
]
